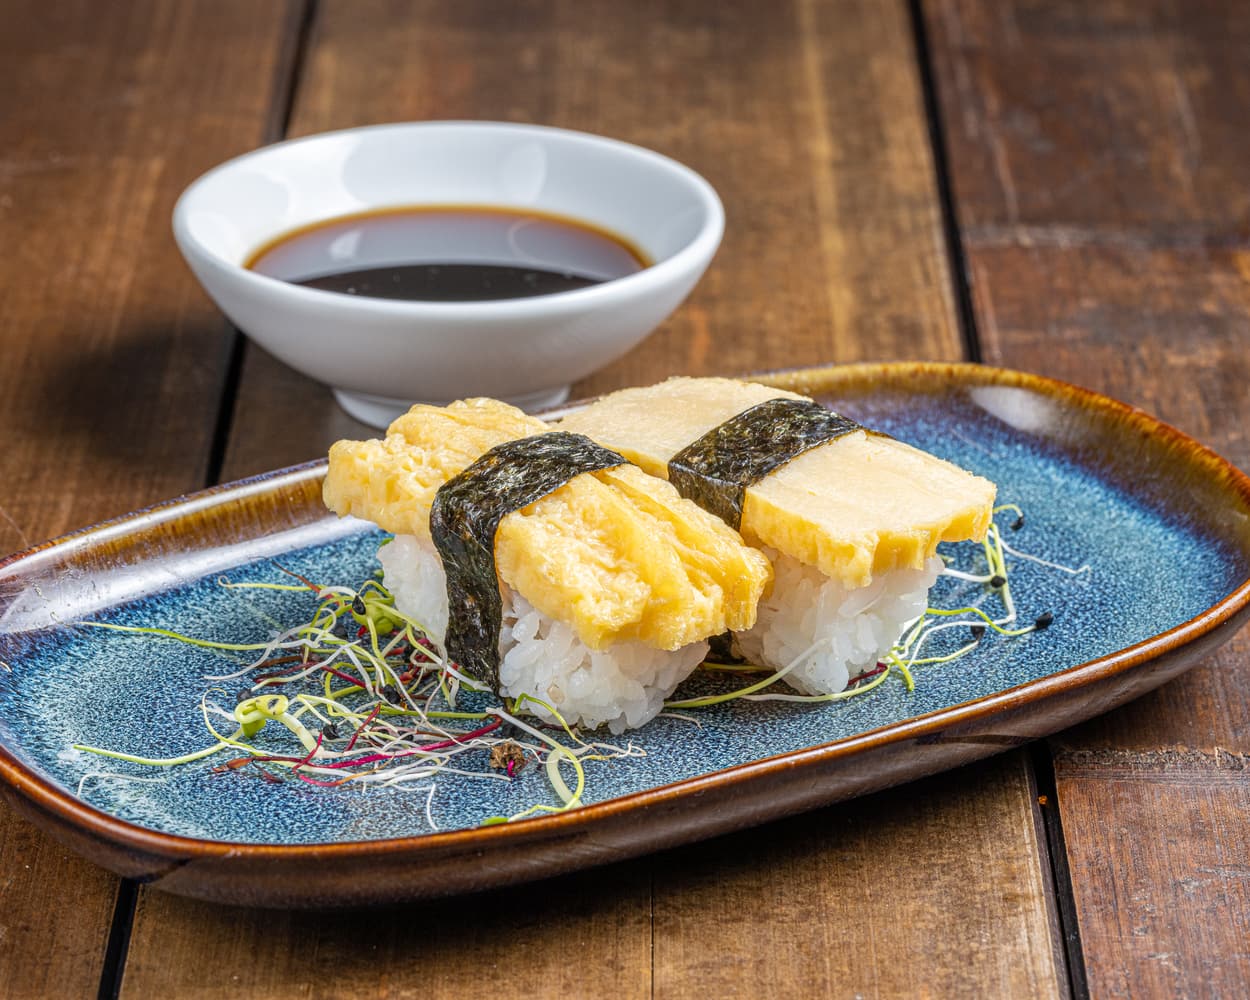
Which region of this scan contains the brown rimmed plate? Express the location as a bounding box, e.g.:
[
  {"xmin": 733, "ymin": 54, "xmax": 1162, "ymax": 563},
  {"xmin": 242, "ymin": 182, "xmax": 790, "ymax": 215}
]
[{"xmin": 1, "ymin": 362, "xmax": 1247, "ymax": 907}]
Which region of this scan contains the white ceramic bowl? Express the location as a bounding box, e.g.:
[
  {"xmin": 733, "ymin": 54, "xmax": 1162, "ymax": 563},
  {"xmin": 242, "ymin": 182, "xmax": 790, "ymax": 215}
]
[{"xmin": 173, "ymin": 121, "xmax": 723, "ymax": 427}]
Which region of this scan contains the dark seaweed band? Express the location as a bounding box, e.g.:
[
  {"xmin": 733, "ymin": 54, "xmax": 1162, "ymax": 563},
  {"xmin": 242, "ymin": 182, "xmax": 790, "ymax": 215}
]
[
  {"xmin": 430, "ymin": 432, "xmax": 627, "ymax": 689},
  {"xmin": 668, "ymin": 398, "xmax": 865, "ymax": 530}
]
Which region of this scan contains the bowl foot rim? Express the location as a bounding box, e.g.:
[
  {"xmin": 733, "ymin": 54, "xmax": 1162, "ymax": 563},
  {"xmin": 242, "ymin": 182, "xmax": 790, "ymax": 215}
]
[{"xmin": 332, "ymin": 385, "xmax": 572, "ymax": 428}]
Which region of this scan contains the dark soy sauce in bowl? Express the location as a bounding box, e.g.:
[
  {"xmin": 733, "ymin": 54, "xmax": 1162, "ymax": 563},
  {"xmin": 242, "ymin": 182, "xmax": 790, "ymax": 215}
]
[{"xmin": 246, "ymin": 206, "xmax": 650, "ymax": 302}]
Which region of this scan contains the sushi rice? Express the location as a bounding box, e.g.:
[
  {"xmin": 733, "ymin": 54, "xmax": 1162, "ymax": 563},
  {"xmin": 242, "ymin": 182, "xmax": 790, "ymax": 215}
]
[
  {"xmin": 382, "ymin": 534, "xmax": 940, "ymax": 722},
  {"xmin": 379, "ymin": 535, "xmax": 707, "ymax": 734},
  {"xmin": 734, "ymin": 548, "xmax": 943, "ymax": 696}
]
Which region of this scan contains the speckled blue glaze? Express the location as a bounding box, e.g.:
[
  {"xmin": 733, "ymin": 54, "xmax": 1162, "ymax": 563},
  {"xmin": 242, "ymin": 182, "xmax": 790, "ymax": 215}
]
[{"xmin": 0, "ymin": 384, "xmax": 1243, "ymax": 845}]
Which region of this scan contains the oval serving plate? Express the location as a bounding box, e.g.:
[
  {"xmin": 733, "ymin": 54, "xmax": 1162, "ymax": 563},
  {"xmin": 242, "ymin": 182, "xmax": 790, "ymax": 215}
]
[{"xmin": 1, "ymin": 362, "xmax": 1249, "ymax": 908}]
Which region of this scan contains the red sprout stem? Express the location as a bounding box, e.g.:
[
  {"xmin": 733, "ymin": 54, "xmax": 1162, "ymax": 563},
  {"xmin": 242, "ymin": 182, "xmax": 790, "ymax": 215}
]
[
  {"xmin": 210, "ymin": 757, "xmax": 256, "ymax": 774},
  {"xmin": 293, "ymin": 771, "xmax": 353, "ymax": 787},
  {"xmin": 215, "ymin": 717, "xmax": 506, "ymax": 780},
  {"xmin": 321, "ymin": 752, "xmax": 397, "ymax": 768},
  {"xmin": 848, "ymin": 663, "xmax": 888, "ymax": 688},
  {"xmin": 320, "ymin": 663, "xmax": 364, "ymax": 687},
  {"xmin": 254, "ymin": 664, "xmax": 308, "ymax": 682},
  {"xmin": 323, "ymin": 717, "xmax": 506, "ymax": 769},
  {"xmin": 344, "ymin": 704, "xmax": 382, "ymax": 751},
  {"xmin": 271, "ymin": 562, "xmax": 322, "ymax": 593},
  {"xmin": 290, "ymin": 717, "xmax": 507, "ymax": 772},
  {"xmin": 405, "ymin": 716, "xmax": 502, "ymax": 753},
  {"xmin": 291, "ymin": 732, "xmax": 324, "ymax": 772}
]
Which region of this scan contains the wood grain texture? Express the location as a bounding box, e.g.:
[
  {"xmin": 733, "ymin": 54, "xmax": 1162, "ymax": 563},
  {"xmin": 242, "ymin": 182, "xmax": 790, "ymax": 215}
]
[
  {"xmin": 0, "ymin": 0, "xmax": 298, "ymax": 548},
  {"xmin": 294, "ymin": 0, "xmax": 961, "ymax": 377},
  {"xmin": 219, "ymin": 345, "xmax": 373, "ymax": 482},
  {"xmin": 965, "ymin": 244, "xmax": 1250, "ymax": 755},
  {"xmin": 925, "ymin": 0, "xmax": 1250, "ymax": 234},
  {"xmin": 928, "ymin": 0, "xmax": 1250, "ymax": 751},
  {"xmin": 0, "ymin": 808, "xmax": 120, "ymax": 1000},
  {"xmin": 967, "ymin": 245, "xmax": 1250, "ymax": 459},
  {"xmin": 925, "ymin": 1, "xmax": 1250, "ymax": 994},
  {"xmin": 120, "ymin": 865, "xmax": 652, "ymax": 1000},
  {"xmin": 220, "ymin": 0, "xmax": 963, "ymax": 482},
  {"xmin": 130, "ymin": 2, "xmax": 1066, "ymax": 999},
  {"xmin": 965, "ymin": 241, "xmax": 1250, "ymax": 994},
  {"xmin": 0, "ymin": 2, "xmax": 301, "ymax": 997},
  {"xmin": 652, "ymin": 753, "xmax": 1065, "ymax": 999},
  {"xmin": 928, "ymin": 5, "xmax": 1250, "ymax": 755},
  {"xmin": 1051, "ymin": 761, "xmax": 1250, "ymax": 997}
]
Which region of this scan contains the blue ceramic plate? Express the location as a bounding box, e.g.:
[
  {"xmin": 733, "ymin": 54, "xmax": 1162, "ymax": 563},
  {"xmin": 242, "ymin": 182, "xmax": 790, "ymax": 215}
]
[{"xmin": 1, "ymin": 363, "xmax": 1248, "ymax": 906}]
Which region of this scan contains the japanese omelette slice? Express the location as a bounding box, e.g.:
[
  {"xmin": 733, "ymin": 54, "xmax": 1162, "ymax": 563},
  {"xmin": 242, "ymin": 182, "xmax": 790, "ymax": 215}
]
[
  {"xmin": 558, "ymin": 377, "xmax": 997, "ymax": 695},
  {"xmin": 323, "ymin": 396, "xmax": 771, "ymax": 733}
]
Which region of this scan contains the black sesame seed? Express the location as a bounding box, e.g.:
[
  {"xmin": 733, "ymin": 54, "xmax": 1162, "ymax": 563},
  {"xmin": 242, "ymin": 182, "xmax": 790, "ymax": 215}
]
[
  {"xmin": 1034, "ymin": 611, "xmax": 1054, "ymax": 631},
  {"xmin": 1011, "ymin": 515, "xmax": 1025, "ymax": 531},
  {"xmin": 351, "ymin": 595, "xmax": 366, "ymax": 616},
  {"xmin": 381, "ymin": 684, "xmax": 401, "ymax": 703},
  {"xmin": 990, "ymin": 574, "xmax": 1007, "ymax": 588},
  {"xmin": 321, "ymin": 722, "xmax": 340, "ymax": 740},
  {"xmin": 970, "ymin": 624, "xmax": 986, "ymax": 640}
]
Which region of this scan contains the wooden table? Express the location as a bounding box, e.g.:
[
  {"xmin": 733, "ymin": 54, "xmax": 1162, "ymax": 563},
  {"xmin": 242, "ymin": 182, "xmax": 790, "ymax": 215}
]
[{"xmin": 3, "ymin": 2, "xmax": 1247, "ymax": 996}]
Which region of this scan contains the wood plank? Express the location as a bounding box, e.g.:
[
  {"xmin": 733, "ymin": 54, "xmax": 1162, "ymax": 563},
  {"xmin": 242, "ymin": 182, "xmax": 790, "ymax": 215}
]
[
  {"xmin": 924, "ymin": 2, "xmax": 1250, "ymax": 994},
  {"xmin": 927, "ymin": 0, "xmax": 1250, "ymax": 752},
  {"xmin": 924, "ymin": 0, "xmax": 1250, "ymax": 234},
  {"xmin": 0, "ymin": 0, "xmax": 299, "ymax": 546},
  {"xmin": 216, "ymin": 345, "xmax": 373, "ymax": 483},
  {"xmin": 0, "ymin": 2, "xmax": 301, "ymax": 997},
  {"xmin": 295, "ymin": 0, "xmax": 962, "ymax": 380},
  {"xmin": 1051, "ymin": 760, "xmax": 1250, "ymax": 997},
  {"xmin": 653, "ymin": 753, "xmax": 1065, "ymax": 999},
  {"xmin": 219, "ymin": 0, "xmax": 962, "ymax": 481},
  {"xmin": 119, "ymin": 758, "xmax": 1065, "ymax": 1000},
  {"xmin": 124, "ymin": 3, "xmax": 1065, "ymax": 1000},
  {"xmin": 966, "ymin": 244, "xmax": 1250, "ymax": 457},
  {"xmin": 0, "ymin": 809, "xmax": 120, "ymax": 1000},
  {"xmin": 120, "ymin": 865, "xmax": 652, "ymax": 1000},
  {"xmin": 962, "ymin": 243, "xmax": 1250, "ymax": 754},
  {"xmin": 963, "ymin": 244, "xmax": 1250, "ymax": 990}
]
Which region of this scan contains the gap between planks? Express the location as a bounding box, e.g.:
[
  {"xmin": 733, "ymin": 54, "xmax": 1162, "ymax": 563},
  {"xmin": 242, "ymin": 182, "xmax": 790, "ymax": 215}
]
[
  {"xmin": 93, "ymin": 4, "xmax": 322, "ymax": 1000},
  {"xmin": 905, "ymin": 0, "xmax": 1088, "ymax": 995},
  {"xmin": 906, "ymin": 0, "xmax": 982, "ymax": 363},
  {"xmin": 201, "ymin": 0, "xmax": 321, "ymax": 492}
]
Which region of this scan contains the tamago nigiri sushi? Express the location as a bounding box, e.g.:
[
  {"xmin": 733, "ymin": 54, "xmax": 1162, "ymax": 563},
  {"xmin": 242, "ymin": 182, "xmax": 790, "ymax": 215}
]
[
  {"xmin": 323, "ymin": 397, "xmax": 771, "ymax": 733},
  {"xmin": 558, "ymin": 377, "xmax": 997, "ymax": 695}
]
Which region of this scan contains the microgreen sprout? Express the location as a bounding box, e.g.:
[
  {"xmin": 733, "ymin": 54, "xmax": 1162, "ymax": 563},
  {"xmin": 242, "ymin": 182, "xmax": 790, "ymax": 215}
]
[
  {"xmin": 72, "ymin": 573, "xmax": 631, "ymax": 823},
  {"xmin": 668, "ymin": 504, "xmax": 1080, "ymax": 711},
  {"xmin": 71, "ymin": 507, "xmax": 1077, "ymax": 826}
]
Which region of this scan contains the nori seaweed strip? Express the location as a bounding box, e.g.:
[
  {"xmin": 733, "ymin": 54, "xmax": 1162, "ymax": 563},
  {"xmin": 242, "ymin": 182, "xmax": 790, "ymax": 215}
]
[
  {"xmin": 668, "ymin": 398, "xmax": 866, "ymax": 530},
  {"xmin": 705, "ymin": 631, "xmax": 743, "ymax": 664},
  {"xmin": 429, "ymin": 432, "xmax": 627, "ymax": 690}
]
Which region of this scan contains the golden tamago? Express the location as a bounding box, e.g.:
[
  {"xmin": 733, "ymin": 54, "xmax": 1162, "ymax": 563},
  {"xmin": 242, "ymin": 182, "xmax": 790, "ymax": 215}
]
[
  {"xmin": 323, "ymin": 398, "xmax": 771, "ymax": 652},
  {"xmin": 557, "ymin": 377, "xmax": 997, "ymax": 589}
]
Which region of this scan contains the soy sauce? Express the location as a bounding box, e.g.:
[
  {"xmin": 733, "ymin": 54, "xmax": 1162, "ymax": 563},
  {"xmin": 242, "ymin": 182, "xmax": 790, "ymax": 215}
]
[{"xmin": 245, "ymin": 206, "xmax": 649, "ymax": 301}]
